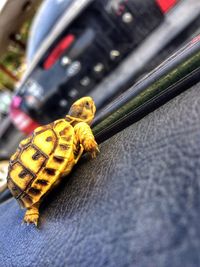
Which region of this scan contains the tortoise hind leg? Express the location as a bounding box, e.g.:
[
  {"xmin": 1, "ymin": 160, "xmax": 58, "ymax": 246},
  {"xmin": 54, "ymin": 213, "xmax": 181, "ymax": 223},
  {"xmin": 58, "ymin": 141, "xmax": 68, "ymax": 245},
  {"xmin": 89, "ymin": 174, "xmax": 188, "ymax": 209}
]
[{"xmin": 24, "ymin": 202, "xmax": 40, "ymax": 226}]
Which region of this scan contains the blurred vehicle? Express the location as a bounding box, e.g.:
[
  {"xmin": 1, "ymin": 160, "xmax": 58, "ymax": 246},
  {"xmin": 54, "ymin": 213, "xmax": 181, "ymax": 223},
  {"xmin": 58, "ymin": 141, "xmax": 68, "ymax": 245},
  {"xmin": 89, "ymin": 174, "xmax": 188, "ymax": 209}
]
[
  {"xmin": 0, "ymin": 90, "xmax": 11, "ymax": 120},
  {"xmin": 10, "ymin": 0, "xmax": 200, "ymax": 135},
  {"xmin": 0, "ymin": 115, "xmax": 24, "ymax": 159},
  {"xmin": 0, "ymin": 91, "xmax": 16, "ymax": 158}
]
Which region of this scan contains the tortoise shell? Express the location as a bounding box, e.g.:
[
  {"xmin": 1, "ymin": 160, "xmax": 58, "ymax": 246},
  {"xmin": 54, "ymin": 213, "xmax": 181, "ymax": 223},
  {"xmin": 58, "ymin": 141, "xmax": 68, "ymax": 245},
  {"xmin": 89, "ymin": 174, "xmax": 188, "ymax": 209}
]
[{"xmin": 7, "ymin": 119, "xmax": 75, "ymax": 208}]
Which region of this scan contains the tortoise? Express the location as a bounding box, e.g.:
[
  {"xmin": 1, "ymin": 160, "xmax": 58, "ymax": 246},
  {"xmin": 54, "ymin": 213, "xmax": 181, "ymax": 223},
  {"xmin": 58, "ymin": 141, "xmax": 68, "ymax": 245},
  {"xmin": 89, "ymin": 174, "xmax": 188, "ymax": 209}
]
[{"xmin": 7, "ymin": 97, "xmax": 99, "ymax": 226}]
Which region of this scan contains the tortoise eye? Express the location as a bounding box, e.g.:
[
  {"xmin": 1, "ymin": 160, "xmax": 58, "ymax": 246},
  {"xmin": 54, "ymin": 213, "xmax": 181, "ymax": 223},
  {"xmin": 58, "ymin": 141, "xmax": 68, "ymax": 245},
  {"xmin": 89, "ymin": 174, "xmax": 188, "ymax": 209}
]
[{"xmin": 85, "ymin": 101, "xmax": 90, "ymax": 109}]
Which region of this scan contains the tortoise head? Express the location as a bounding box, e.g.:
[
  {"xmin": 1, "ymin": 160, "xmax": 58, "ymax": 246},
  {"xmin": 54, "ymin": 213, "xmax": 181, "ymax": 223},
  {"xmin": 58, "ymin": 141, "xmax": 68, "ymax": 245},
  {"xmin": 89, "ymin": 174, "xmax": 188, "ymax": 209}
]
[{"xmin": 67, "ymin": 97, "xmax": 96, "ymax": 125}]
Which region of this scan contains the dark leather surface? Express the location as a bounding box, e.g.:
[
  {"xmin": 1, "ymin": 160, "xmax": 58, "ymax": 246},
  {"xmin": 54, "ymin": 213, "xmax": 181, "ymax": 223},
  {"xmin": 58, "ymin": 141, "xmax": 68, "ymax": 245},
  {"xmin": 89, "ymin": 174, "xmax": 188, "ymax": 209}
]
[{"xmin": 1, "ymin": 83, "xmax": 200, "ymax": 267}]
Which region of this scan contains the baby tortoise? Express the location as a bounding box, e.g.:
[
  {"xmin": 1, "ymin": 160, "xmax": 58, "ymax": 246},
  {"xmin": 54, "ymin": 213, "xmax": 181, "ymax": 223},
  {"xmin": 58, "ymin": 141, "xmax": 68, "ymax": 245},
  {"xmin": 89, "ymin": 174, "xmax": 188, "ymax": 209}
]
[{"xmin": 7, "ymin": 97, "xmax": 99, "ymax": 226}]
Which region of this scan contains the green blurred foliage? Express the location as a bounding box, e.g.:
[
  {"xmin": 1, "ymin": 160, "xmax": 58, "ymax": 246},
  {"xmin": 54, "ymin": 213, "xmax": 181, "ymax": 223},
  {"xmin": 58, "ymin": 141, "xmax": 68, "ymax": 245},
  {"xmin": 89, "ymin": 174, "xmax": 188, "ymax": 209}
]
[
  {"xmin": 0, "ymin": 20, "xmax": 32, "ymax": 91},
  {"xmin": 0, "ymin": 0, "xmax": 42, "ymax": 91},
  {"xmin": 0, "ymin": 0, "xmax": 43, "ymax": 101},
  {"xmin": 0, "ymin": 46, "xmax": 23, "ymax": 89}
]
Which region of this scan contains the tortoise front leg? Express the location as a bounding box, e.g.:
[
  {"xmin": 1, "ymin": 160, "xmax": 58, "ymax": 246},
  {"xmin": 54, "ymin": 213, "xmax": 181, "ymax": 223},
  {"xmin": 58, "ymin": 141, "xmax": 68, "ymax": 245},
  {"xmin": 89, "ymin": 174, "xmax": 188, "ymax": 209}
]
[
  {"xmin": 24, "ymin": 202, "xmax": 40, "ymax": 226},
  {"xmin": 74, "ymin": 122, "xmax": 99, "ymax": 158}
]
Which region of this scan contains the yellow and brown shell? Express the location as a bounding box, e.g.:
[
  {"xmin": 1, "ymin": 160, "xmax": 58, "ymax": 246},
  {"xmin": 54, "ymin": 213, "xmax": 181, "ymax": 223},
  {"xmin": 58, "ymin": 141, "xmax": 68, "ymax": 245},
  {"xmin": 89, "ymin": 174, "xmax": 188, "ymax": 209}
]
[{"xmin": 7, "ymin": 119, "xmax": 75, "ymax": 208}]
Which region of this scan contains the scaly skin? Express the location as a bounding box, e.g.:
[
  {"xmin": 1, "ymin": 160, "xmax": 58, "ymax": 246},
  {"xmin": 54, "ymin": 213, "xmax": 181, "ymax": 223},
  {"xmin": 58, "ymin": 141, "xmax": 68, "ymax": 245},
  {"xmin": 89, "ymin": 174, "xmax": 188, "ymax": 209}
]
[
  {"xmin": 74, "ymin": 122, "xmax": 99, "ymax": 158},
  {"xmin": 23, "ymin": 203, "xmax": 40, "ymax": 226}
]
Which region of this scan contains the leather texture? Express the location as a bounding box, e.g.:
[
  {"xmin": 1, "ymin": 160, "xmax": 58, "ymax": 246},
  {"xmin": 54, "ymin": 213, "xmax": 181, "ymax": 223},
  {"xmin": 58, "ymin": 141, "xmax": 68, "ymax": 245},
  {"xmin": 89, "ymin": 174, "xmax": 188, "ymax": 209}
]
[{"xmin": 1, "ymin": 83, "xmax": 200, "ymax": 267}]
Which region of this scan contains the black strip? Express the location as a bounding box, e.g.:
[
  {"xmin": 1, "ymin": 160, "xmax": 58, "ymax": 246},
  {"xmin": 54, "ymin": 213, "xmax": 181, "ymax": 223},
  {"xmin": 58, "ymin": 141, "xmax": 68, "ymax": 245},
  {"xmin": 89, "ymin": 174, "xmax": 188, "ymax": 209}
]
[
  {"xmin": 93, "ymin": 39, "xmax": 200, "ymax": 127},
  {"xmin": 94, "ymin": 67, "xmax": 200, "ymax": 144}
]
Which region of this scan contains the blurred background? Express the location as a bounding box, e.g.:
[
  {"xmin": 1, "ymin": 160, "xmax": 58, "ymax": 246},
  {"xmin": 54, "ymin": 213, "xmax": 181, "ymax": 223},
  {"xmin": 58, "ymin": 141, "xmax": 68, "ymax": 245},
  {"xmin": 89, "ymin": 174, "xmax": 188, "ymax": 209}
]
[{"xmin": 0, "ymin": 0, "xmax": 200, "ymax": 160}]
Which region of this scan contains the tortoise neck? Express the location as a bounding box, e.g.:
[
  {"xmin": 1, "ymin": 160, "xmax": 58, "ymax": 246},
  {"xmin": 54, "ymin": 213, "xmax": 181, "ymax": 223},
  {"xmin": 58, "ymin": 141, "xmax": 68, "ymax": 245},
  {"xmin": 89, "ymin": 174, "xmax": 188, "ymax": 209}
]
[{"xmin": 65, "ymin": 115, "xmax": 91, "ymax": 126}]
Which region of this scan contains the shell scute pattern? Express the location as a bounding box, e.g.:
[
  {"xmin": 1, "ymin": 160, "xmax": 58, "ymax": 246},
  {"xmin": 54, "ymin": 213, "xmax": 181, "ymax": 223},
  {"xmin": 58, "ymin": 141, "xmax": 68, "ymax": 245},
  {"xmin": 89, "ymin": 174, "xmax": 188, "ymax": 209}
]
[
  {"xmin": 20, "ymin": 145, "xmax": 47, "ymax": 173},
  {"xmin": 32, "ymin": 128, "xmax": 57, "ymax": 156},
  {"xmin": 9, "ymin": 162, "xmax": 35, "ymax": 191},
  {"xmin": 8, "ymin": 120, "xmax": 75, "ymax": 208}
]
